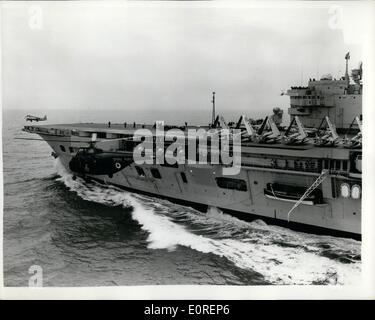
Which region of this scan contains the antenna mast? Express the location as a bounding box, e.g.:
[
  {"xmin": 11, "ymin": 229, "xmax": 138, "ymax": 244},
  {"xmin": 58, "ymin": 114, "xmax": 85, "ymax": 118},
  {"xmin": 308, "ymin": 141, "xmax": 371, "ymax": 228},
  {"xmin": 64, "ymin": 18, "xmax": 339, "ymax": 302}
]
[{"xmin": 211, "ymin": 91, "xmax": 216, "ymax": 125}]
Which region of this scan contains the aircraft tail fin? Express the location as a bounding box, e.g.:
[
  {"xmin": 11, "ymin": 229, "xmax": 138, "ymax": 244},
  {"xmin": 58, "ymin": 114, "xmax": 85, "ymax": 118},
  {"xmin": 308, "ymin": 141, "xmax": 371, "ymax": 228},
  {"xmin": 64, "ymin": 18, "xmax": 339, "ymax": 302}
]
[
  {"xmin": 355, "ymin": 116, "xmax": 362, "ymax": 132},
  {"xmin": 242, "ymin": 115, "xmax": 256, "ymax": 137},
  {"xmin": 268, "ymin": 116, "xmax": 280, "ymax": 136},
  {"xmin": 212, "ymin": 115, "xmax": 220, "ymax": 128},
  {"xmin": 258, "ymin": 116, "xmax": 268, "ymax": 135},
  {"xmin": 325, "ymin": 116, "xmax": 339, "ymax": 140},
  {"xmin": 219, "ymin": 115, "xmax": 228, "ymax": 129},
  {"xmin": 295, "ymin": 116, "xmax": 307, "ymax": 139}
]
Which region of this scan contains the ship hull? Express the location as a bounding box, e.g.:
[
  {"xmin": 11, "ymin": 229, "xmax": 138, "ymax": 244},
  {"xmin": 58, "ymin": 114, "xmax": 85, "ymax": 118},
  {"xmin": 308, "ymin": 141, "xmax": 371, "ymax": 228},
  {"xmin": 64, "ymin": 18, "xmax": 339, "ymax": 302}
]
[
  {"xmin": 44, "ymin": 134, "xmax": 361, "ymax": 240},
  {"xmin": 87, "ymin": 175, "xmax": 361, "ymax": 240}
]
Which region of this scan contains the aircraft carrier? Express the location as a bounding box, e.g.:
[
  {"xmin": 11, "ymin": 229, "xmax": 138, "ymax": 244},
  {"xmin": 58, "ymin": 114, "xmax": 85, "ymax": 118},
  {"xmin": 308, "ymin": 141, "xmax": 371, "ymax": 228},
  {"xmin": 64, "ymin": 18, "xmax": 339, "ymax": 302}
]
[{"xmin": 22, "ymin": 53, "xmax": 362, "ymax": 239}]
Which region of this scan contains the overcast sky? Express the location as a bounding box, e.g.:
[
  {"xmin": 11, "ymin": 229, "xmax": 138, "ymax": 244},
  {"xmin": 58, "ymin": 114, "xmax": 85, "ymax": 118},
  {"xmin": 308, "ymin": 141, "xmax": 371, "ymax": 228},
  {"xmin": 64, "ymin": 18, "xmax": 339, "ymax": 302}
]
[{"xmin": 2, "ymin": 1, "xmax": 363, "ymax": 120}]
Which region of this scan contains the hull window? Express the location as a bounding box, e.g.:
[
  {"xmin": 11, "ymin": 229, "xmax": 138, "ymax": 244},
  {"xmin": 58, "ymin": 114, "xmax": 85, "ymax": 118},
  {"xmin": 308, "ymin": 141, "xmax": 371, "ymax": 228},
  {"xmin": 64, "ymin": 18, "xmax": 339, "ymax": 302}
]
[
  {"xmin": 135, "ymin": 166, "xmax": 145, "ymax": 177},
  {"xmin": 180, "ymin": 172, "xmax": 188, "ymax": 183},
  {"xmin": 215, "ymin": 177, "xmax": 247, "ymax": 192},
  {"xmin": 60, "ymin": 145, "xmax": 66, "ymax": 152},
  {"xmin": 151, "ymin": 168, "xmax": 161, "ymax": 179}
]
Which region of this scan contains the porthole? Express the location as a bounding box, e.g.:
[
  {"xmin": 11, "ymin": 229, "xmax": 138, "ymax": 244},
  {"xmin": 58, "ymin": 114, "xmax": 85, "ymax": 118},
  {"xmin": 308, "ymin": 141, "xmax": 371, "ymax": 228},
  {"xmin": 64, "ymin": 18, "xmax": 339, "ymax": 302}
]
[
  {"xmin": 115, "ymin": 162, "xmax": 122, "ymax": 170},
  {"xmin": 340, "ymin": 183, "xmax": 350, "ymax": 198},
  {"xmin": 351, "ymin": 185, "xmax": 361, "ymax": 199}
]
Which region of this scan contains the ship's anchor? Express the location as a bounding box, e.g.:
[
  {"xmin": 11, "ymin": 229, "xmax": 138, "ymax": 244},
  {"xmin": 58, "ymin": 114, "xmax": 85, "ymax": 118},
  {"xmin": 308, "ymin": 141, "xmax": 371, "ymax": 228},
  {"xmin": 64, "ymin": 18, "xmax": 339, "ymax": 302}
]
[{"xmin": 286, "ymin": 169, "xmax": 329, "ymax": 222}]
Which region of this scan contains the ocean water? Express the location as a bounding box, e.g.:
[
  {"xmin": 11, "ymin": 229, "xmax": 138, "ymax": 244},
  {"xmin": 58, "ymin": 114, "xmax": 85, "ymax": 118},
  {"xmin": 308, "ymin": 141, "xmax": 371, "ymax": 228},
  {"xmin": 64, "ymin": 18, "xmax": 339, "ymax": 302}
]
[{"xmin": 3, "ymin": 109, "xmax": 361, "ymax": 286}]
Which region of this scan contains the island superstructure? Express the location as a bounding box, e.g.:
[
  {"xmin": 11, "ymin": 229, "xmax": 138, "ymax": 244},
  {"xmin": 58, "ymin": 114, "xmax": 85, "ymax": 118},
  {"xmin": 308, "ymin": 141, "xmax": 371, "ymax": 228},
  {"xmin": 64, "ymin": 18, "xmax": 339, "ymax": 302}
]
[
  {"xmin": 287, "ymin": 52, "xmax": 362, "ymax": 130},
  {"xmin": 22, "ymin": 53, "xmax": 362, "ymax": 239}
]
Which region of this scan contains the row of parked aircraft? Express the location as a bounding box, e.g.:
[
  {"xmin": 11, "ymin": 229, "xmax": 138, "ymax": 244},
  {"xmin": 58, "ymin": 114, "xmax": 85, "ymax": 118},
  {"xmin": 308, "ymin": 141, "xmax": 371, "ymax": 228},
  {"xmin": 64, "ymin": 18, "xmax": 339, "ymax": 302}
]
[{"xmin": 212, "ymin": 114, "xmax": 362, "ymax": 148}]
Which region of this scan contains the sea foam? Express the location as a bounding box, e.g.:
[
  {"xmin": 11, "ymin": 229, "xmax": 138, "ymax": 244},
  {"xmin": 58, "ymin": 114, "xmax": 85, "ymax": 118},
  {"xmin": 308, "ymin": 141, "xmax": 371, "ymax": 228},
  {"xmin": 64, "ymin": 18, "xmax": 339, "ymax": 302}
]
[{"xmin": 55, "ymin": 160, "xmax": 361, "ymax": 285}]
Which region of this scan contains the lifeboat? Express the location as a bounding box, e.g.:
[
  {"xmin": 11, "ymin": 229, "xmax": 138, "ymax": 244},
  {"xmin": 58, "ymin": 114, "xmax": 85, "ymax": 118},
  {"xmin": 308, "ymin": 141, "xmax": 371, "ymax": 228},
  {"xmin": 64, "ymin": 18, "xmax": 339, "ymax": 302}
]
[{"xmin": 264, "ymin": 183, "xmax": 323, "ymax": 205}]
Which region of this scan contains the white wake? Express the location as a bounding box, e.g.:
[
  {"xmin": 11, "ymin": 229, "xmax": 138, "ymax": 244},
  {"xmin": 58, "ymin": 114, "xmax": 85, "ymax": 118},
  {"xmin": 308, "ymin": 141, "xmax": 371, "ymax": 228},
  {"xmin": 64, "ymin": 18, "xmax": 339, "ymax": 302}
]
[{"xmin": 55, "ymin": 161, "xmax": 361, "ymax": 285}]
